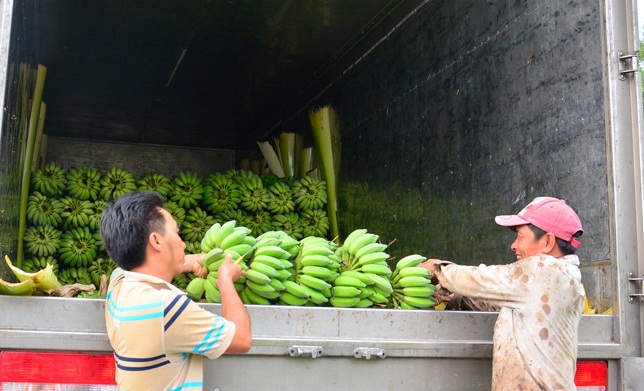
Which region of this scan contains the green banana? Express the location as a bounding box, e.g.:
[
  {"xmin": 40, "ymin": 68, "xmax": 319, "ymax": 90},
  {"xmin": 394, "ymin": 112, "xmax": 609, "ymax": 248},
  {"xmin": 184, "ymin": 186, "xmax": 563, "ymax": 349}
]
[
  {"xmin": 355, "ymin": 298, "xmax": 374, "ymax": 308},
  {"xmin": 301, "ymin": 285, "xmax": 329, "ymax": 304},
  {"xmin": 203, "ymin": 280, "xmax": 221, "ymax": 303},
  {"xmin": 402, "ymin": 295, "xmax": 436, "ymax": 309},
  {"xmin": 341, "ymin": 228, "xmax": 368, "ymax": 250},
  {"xmin": 298, "ymin": 274, "xmax": 331, "ymax": 291},
  {"xmin": 279, "ymin": 291, "xmax": 309, "ymax": 306},
  {"xmin": 268, "ymin": 278, "xmax": 286, "ymax": 292},
  {"xmin": 398, "ymin": 276, "xmax": 432, "ymax": 288},
  {"xmin": 220, "ymin": 228, "xmax": 247, "ymax": 249},
  {"xmin": 185, "ymin": 277, "xmax": 206, "ymax": 301},
  {"xmin": 399, "ymin": 285, "xmax": 436, "ymax": 297},
  {"xmin": 355, "ymin": 252, "xmax": 390, "ymax": 267},
  {"xmin": 366, "ymin": 273, "xmax": 393, "ymax": 295},
  {"xmin": 244, "ymin": 286, "xmax": 272, "ymax": 305},
  {"xmin": 359, "ymin": 263, "xmax": 392, "ymax": 276},
  {"xmin": 214, "ymin": 220, "xmax": 237, "ymax": 247},
  {"xmin": 245, "ymin": 269, "xmax": 272, "ymax": 285},
  {"xmin": 300, "ymin": 254, "xmax": 334, "ymax": 267},
  {"xmin": 395, "ymin": 254, "xmax": 427, "ymax": 270},
  {"xmin": 331, "ymin": 286, "xmax": 361, "ymax": 298},
  {"xmin": 333, "ymin": 275, "xmax": 367, "ymax": 288},
  {"xmin": 254, "ymin": 245, "xmax": 291, "ymax": 259},
  {"xmin": 354, "ymin": 242, "xmax": 388, "ymax": 260},
  {"xmin": 339, "ymin": 270, "xmax": 373, "ymax": 286},
  {"xmin": 249, "ymin": 261, "xmax": 280, "ymax": 279},
  {"xmin": 283, "ymin": 280, "xmax": 310, "ymax": 298},
  {"xmin": 348, "ymin": 233, "xmax": 379, "ymax": 255},
  {"xmin": 252, "ymin": 255, "xmax": 286, "ymax": 270},
  {"xmin": 302, "ymin": 266, "xmax": 334, "ymax": 280},
  {"xmin": 329, "ymin": 296, "xmax": 360, "ymax": 308},
  {"xmin": 246, "ymin": 280, "xmax": 276, "ymax": 295}
]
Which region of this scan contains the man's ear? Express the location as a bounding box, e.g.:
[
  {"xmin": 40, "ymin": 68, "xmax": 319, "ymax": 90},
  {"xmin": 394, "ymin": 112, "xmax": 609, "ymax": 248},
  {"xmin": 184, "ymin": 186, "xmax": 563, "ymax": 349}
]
[
  {"xmin": 149, "ymin": 231, "xmax": 163, "ymax": 251},
  {"xmin": 543, "ymin": 232, "xmax": 558, "ymax": 253}
]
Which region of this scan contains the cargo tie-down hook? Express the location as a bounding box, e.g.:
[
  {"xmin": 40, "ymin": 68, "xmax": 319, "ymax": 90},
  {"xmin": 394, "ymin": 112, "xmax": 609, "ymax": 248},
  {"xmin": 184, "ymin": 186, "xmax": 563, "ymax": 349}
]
[
  {"xmin": 352, "ymin": 347, "xmax": 387, "ymax": 359},
  {"xmin": 288, "ymin": 345, "xmax": 324, "ymax": 358}
]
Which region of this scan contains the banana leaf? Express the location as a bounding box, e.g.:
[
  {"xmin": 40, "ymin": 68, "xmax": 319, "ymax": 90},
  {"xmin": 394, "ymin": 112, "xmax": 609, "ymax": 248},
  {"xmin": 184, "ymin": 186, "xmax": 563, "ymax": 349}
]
[
  {"xmin": 17, "ymin": 64, "xmax": 47, "ymax": 266},
  {"xmin": 257, "ymin": 140, "xmax": 285, "ymax": 177},
  {"xmin": 309, "ymin": 105, "xmax": 340, "ymax": 240}
]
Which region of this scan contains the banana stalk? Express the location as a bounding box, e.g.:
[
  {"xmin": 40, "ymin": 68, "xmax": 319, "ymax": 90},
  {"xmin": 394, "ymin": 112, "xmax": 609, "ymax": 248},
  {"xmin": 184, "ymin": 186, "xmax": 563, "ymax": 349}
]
[
  {"xmin": 17, "ymin": 64, "xmax": 47, "ymax": 267},
  {"xmin": 300, "ymin": 147, "xmax": 314, "ymax": 177},
  {"xmin": 309, "ymin": 105, "xmax": 340, "ymax": 240}
]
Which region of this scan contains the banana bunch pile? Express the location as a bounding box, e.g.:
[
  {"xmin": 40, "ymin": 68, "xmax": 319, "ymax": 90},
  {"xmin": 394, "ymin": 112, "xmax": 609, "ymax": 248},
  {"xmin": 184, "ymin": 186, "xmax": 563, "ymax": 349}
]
[
  {"xmin": 98, "ymin": 167, "xmax": 137, "ymax": 201},
  {"xmin": 170, "ymin": 171, "xmax": 203, "ymax": 210},
  {"xmin": 285, "ymin": 236, "xmax": 340, "ymax": 306},
  {"xmin": 187, "ymin": 220, "xmax": 255, "ymax": 302},
  {"xmin": 390, "ymin": 255, "xmax": 437, "ymax": 310},
  {"xmin": 0, "ymin": 255, "xmax": 62, "ymax": 296},
  {"xmin": 241, "ymin": 236, "xmax": 296, "ymax": 305},
  {"xmin": 329, "ymin": 229, "xmax": 394, "ymax": 308}
]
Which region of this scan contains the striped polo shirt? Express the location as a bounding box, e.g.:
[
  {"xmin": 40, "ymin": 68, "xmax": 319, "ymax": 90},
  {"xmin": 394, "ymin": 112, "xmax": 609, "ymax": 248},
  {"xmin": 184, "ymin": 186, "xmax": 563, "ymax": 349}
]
[{"xmin": 105, "ymin": 268, "xmax": 235, "ymax": 391}]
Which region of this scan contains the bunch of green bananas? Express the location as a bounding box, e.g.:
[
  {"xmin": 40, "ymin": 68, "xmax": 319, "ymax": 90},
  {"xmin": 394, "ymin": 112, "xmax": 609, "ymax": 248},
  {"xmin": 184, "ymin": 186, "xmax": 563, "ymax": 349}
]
[
  {"xmin": 0, "ymin": 255, "xmax": 62, "ymax": 296},
  {"xmin": 199, "ymin": 248, "xmax": 249, "ymax": 303},
  {"xmin": 242, "ymin": 210, "xmax": 273, "ymax": 237},
  {"xmin": 224, "ymin": 169, "xmax": 256, "ymax": 183},
  {"xmin": 88, "ymin": 257, "xmax": 117, "ymax": 287},
  {"xmin": 238, "ymin": 175, "xmax": 270, "ymax": 212},
  {"xmin": 57, "ymin": 266, "xmax": 93, "ymax": 286},
  {"xmin": 173, "ymin": 273, "xmax": 192, "ymax": 291},
  {"xmin": 240, "ymin": 237, "xmax": 296, "ymax": 305},
  {"xmin": 200, "ymin": 220, "xmax": 255, "ymax": 255},
  {"xmin": 292, "ymin": 176, "xmax": 327, "ymax": 211},
  {"xmin": 170, "ymin": 171, "xmax": 204, "ymax": 209},
  {"xmin": 26, "ymin": 191, "xmax": 64, "ymax": 227},
  {"xmin": 99, "ymin": 167, "xmax": 137, "ymax": 201},
  {"xmin": 288, "ymin": 236, "xmax": 341, "ymax": 306},
  {"xmin": 266, "ymin": 181, "xmax": 295, "ymax": 214},
  {"xmin": 390, "ymin": 254, "xmax": 436, "ymax": 310},
  {"xmin": 22, "ymin": 255, "xmax": 60, "ymax": 275},
  {"xmin": 66, "ymin": 167, "xmax": 101, "ymax": 201},
  {"xmin": 137, "ymin": 173, "xmax": 173, "ymax": 199},
  {"xmin": 271, "ymin": 213, "xmax": 304, "ymax": 239},
  {"xmin": 164, "ymin": 201, "xmax": 186, "ymax": 226},
  {"xmin": 184, "ymin": 241, "xmax": 202, "ymax": 254},
  {"xmin": 60, "ymin": 196, "xmax": 95, "ymax": 230},
  {"xmin": 24, "ymin": 225, "xmax": 62, "ymax": 257},
  {"xmin": 299, "ymin": 209, "xmax": 330, "ymax": 238},
  {"xmin": 180, "ymin": 207, "xmax": 215, "ymax": 243},
  {"xmin": 59, "ymin": 227, "xmax": 98, "ymax": 268},
  {"xmin": 88, "ymin": 199, "xmax": 108, "ymax": 231},
  {"xmin": 30, "ymin": 162, "xmax": 67, "ymax": 197},
  {"xmin": 332, "ymin": 229, "xmax": 394, "ymax": 307},
  {"xmin": 202, "ymin": 173, "xmax": 241, "ymax": 213}
]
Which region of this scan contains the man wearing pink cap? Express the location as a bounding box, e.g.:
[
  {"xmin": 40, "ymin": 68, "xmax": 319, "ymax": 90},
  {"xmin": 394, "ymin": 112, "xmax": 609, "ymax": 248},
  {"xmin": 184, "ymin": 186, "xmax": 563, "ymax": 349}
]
[{"xmin": 421, "ymin": 197, "xmax": 585, "ymax": 390}]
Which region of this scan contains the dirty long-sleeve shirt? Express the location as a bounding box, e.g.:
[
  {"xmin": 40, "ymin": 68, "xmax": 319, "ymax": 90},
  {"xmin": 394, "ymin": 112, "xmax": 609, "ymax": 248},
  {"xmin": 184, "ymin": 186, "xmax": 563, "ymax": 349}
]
[{"xmin": 434, "ymin": 254, "xmax": 584, "ymax": 391}]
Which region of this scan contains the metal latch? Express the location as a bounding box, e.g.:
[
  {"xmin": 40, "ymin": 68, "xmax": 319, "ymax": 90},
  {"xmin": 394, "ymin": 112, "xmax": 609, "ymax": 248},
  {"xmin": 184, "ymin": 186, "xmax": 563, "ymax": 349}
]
[
  {"xmin": 628, "ymin": 272, "xmax": 644, "ymax": 303},
  {"xmin": 618, "ymin": 52, "xmax": 638, "ymax": 80},
  {"xmin": 288, "ymin": 345, "xmax": 323, "ymax": 358},
  {"xmin": 352, "ymin": 347, "xmax": 386, "ymax": 359}
]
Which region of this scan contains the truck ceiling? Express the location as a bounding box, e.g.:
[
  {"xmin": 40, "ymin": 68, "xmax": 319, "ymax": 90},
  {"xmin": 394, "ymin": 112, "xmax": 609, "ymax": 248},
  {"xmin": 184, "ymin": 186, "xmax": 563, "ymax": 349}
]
[{"xmin": 34, "ymin": 0, "xmax": 423, "ymax": 151}]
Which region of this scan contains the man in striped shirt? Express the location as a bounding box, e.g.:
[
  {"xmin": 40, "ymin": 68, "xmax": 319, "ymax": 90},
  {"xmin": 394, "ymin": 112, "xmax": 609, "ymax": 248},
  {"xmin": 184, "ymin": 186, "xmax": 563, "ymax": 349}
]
[{"xmin": 101, "ymin": 191, "xmax": 251, "ymax": 390}]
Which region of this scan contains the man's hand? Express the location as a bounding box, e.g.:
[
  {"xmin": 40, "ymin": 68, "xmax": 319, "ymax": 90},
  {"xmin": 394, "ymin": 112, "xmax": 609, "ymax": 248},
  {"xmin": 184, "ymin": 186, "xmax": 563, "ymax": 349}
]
[
  {"xmin": 183, "ymin": 253, "xmax": 208, "ymax": 278},
  {"xmin": 216, "ymin": 253, "xmax": 245, "ymax": 288},
  {"xmin": 432, "ymin": 285, "xmax": 455, "ymax": 304}
]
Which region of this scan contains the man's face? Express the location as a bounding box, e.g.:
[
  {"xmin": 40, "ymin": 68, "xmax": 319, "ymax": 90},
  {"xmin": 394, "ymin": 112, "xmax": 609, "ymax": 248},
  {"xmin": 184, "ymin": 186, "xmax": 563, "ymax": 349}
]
[
  {"xmin": 510, "ymin": 225, "xmax": 548, "ymax": 261},
  {"xmin": 159, "ymin": 208, "xmax": 186, "ymax": 277}
]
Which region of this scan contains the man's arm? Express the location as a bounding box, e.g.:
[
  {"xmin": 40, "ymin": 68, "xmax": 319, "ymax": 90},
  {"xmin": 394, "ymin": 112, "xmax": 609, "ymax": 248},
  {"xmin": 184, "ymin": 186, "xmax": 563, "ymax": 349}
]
[{"xmin": 216, "ymin": 254, "xmax": 252, "ymax": 354}]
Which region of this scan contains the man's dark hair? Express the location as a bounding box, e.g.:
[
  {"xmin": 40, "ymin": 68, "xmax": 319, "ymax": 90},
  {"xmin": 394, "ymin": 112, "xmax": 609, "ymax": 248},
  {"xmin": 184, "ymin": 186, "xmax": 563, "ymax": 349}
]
[
  {"xmin": 527, "ymin": 224, "xmax": 580, "ymax": 256},
  {"xmin": 100, "ymin": 191, "xmax": 166, "ymax": 270}
]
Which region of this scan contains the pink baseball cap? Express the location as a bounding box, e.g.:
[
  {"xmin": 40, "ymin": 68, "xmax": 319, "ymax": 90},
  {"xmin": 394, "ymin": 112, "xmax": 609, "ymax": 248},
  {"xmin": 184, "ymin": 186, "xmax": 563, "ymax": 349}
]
[{"xmin": 494, "ymin": 197, "xmax": 583, "ymax": 249}]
